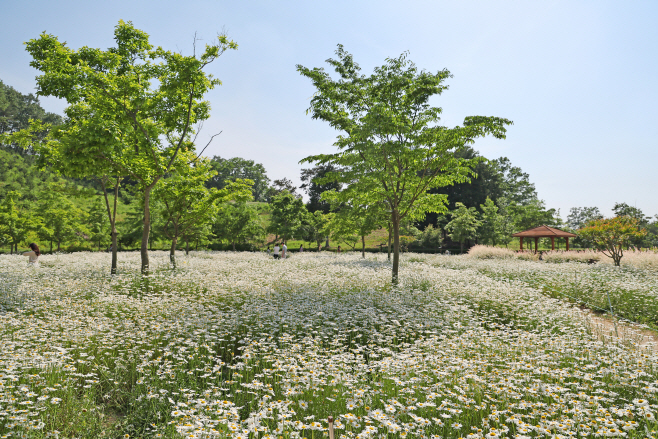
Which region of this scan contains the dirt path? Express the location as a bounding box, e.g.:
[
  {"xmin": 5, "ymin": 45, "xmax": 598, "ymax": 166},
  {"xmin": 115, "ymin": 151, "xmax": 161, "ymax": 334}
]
[{"xmin": 581, "ymin": 310, "xmax": 658, "ymax": 352}]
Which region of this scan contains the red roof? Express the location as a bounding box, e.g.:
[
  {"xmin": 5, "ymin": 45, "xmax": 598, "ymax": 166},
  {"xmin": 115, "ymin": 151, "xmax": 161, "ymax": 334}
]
[{"xmin": 511, "ymin": 225, "xmax": 577, "ymax": 238}]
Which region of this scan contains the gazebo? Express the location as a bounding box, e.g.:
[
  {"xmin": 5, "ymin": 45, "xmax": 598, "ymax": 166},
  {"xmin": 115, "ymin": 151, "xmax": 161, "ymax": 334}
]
[{"xmin": 512, "ymin": 225, "xmax": 577, "ymax": 252}]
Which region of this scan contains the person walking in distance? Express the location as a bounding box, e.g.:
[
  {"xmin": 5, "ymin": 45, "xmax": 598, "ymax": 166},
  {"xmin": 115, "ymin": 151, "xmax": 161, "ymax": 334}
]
[
  {"xmin": 273, "ymin": 243, "xmax": 280, "ymax": 259},
  {"xmin": 281, "ymin": 242, "xmax": 287, "ymax": 259},
  {"xmin": 23, "ymin": 243, "xmax": 40, "ymax": 265},
  {"xmin": 299, "ymin": 244, "xmax": 304, "ymax": 253}
]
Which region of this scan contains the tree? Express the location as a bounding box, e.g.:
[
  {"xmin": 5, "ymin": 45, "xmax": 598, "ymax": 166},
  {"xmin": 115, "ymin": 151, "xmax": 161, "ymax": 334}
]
[
  {"xmin": 268, "ymin": 192, "xmax": 307, "ymax": 243},
  {"xmin": 509, "ymin": 198, "xmax": 559, "ymax": 232},
  {"xmin": 35, "ymin": 186, "xmax": 88, "ymax": 252},
  {"xmin": 445, "ymin": 202, "xmax": 481, "ymax": 253},
  {"xmin": 479, "ymin": 197, "xmax": 503, "ymax": 246},
  {"xmin": 265, "ymin": 178, "xmax": 301, "ymax": 202},
  {"xmin": 154, "ymin": 155, "xmax": 252, "ymax": 267},
  {"xmin": 300, "ymin": 164, "xmax": 342, "ymax": 213},
  {"xmin": 298, "ymin": 46, "xmax": 511, "ymax": 281},
  {"xmin": 578, "ymin": 217, "xmax": 647, "ymax": 266},
  {"xmin": 495, "ymin": 197, "xmax": 516, "ymax": 248},
  {"xmin": 301, "ymin": 210, "xmax": 331, "ymax": 249},
  {"xmin": 566, "ymin": 206, "xmax": 604, "ymax": 230},
  {"xmin": 206, "ymin": 156, "xmax": 270, "ymax": 202},
  {"xmin": 26, "ymin": 20, "xmax": 237, "ymax": 274},
  {"xmin": 0, "ymin": 191, "xmax": 37, "ymax": 253},
  {"xmin": 213, "ymin": 202, "xmax": 264, "ymax": 250},
  {"xmin": 329, "ymin": 202, "xmax": 383, "ymax": 257},
  {"xmin": 612, "ymin": 203, "xmax": 650, "ymax": 225},
  {"xmin": 88, "ymin": 197, "xmax": 112, "ymax": 251},
  {"xmin": 0, "ymin": 79, "xmax": 62, "ymax": 155}
]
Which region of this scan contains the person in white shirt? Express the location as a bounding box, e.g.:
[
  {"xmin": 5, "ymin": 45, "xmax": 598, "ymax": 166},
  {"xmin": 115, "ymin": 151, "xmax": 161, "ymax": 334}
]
[
  {"xmin": 281, "ymin": 243, "xmax": 287, "ymax": 259},
  {"xmin": 273, "ymin": 244, "xmax": 280, "ymax": 259},
  {"xmin": 299, "ymin": 244, "xmax": 304, "ymax": 253},
  {"xmin": 23, "ymin": 243, "xmax": 40, "ymax": 264}
]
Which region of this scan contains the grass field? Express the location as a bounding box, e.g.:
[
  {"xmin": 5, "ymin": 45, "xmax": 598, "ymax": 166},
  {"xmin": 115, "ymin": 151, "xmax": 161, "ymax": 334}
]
[{"xmin": 1, "ymin": 252, "xmax": 657, "ymax": 438}]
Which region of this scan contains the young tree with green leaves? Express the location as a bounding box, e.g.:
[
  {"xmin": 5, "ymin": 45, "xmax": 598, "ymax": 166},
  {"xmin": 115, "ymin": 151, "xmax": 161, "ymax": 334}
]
[
  {"xmin": 154, "ymin": 155, "xmax": 252, "ymax": 267},
  {"xmin": 206, "ymin": 156, "xmax": 270, "ymax": 202},
  {"xmin": 578, "ymin": 217, "xmax": 647, "ymax": 266},
  {"xmin": 25, "ymin": 20, "xmax": 238, "ymax": 274},
  {"xmin": 35, "ymin": 187, "xmax": 88, "ymax": 252},
  {"xmin": 268, "ymin": 192, "xmax": 307, "ymax": 243},
  {"xmin": 479, "ymin": 197, "xmax": 503, "ymax": 246},
  {"xmin": 88, "ymin": 197, "xmax": 112, "ymax": 251},
  {"xmin": 213, "ymin": 202, "xmax": 264, "ymax": 251},
  {"xmin": 446, "ymin": 202, "xmax": 481, "ymax": 253},
  {"xmin": 0, "ymin": 191, "xmax": 37, "ymax": 254},
  {"xmin": 301, "ymin": 210, "xmax": 332, "ymax": 250},
  {"xmin": 298, "ymin": 46, "xmax": 511, "ymax": 282}
]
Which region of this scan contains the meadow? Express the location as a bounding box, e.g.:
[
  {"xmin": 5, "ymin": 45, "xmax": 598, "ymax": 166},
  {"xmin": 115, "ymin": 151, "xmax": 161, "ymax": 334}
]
[{"xmin": 0, "ymin": 251, "xmax": 657, "ymax": 439}]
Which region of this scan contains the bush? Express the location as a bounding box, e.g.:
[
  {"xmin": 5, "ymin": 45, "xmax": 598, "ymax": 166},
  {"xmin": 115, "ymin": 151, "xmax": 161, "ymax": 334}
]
[
  {"xmin": 467, "ymin": 245, "xmax": 515, "ymax": 259},
  {"xmin": 411, "ymin": 225, "xmax": 443, "ymax": 250}
]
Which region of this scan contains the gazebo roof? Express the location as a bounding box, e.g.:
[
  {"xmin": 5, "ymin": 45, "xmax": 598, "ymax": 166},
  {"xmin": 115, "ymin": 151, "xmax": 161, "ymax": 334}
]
[{"xmin": 511, "ymin": 225, "xmax": 577, "ymax": 238}]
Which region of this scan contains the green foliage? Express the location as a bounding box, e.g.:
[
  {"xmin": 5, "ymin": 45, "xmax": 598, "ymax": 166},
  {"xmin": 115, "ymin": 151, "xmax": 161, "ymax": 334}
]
[
  {"xmin": 88, "ymin": 197, "xmax": 112, "ymax": 251},
  {"xmin": 300, "ymin": 164, "xmax": 342, "ymax": 213},
  {"xmin": 446, "ymin": 202, "xmax": 481, "ymax": 253},
  {"xmin": 300, "ymin": 210, "xmax": 331, "ymax": 248},
  {"xmin": 0, "ymin": 79, "xmax": 62, "ymax": 154},
  {"xmin": 34, "ymin": 185, "xmax": 88, "ymax": 252},
  {"xmin": 509, "ymin": 198, "xmax": 559, "ymax": 231},
  {"xmin": 0, "ymin": 191, "xmax": 44, "ymax": 253},
  {"xmin": 478, "ymin": 197, "xmax": 504, "ymax": 246},
  {"xmin": 213, "ymin": 202, "xmax": 265, "ymax": 250},
  {"xmin": 154, "ymin": 155, "xmax": 253, "ymax": 264},
  {"xmin": 579, "ymin": 216, "xmax": 648, "ymax": 266},
  {"xmin": 298, "ymin": 45, "xmax": 511, "ymax": 281},
  {"xmin": 268, "ymin": 192, "xmax": 307, "ymax": 242},
  {"xmin": 207, "ymin": 156, "xmax": 270, "ymax": 202},
  {"xmin": 25, "ymin": 20, "xmax": 238, "ymax": 273},
  {"xmin": 412, "ymin": 224, "xmax": 443, "ymax": 249}
]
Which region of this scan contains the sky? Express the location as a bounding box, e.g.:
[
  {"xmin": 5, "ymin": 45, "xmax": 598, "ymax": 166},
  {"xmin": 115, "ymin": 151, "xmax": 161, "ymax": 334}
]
[{"xmin": 2, "ymin": 0, "xmax": 657, "ymax": 218}]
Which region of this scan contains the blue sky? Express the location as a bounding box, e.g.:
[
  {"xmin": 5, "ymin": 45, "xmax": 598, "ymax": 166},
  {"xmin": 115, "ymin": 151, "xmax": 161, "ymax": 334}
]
[{"xmin": 2, "ymin": 0, "xmax": 657, "ymax": 218}]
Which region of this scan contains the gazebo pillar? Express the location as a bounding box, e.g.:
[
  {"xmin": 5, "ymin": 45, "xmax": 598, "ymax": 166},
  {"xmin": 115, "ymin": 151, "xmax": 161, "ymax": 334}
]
[
  {"xmin": 519, "ymin": 237, "xmax": 523, "ymax": 251},
  {"xmin": 566, "ymin": 237, "xmax": 569, "ymax": 251},
  {"xmin": 551, "ymin": 237, "xmax": 555, "ymax": 250},
  {"xmin": 534, "ymin": 237, "xmax": 539, "ymax": 254}
]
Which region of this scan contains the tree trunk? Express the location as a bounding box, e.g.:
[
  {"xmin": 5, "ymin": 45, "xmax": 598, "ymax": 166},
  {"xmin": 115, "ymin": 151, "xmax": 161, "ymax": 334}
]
[
  {"xmin": 392, "ymin": 211, "xmax": 400, "ymax": 284},
  {"xmin": 50, "ymin": 241, "xmax": 53, "ymax": 253},
  {"xmin": 388, "ymin": 222, "xmax": 392, "ymax": 261},
  {"xmin": 10, "ymin": 244, "xmax": 13, "ymax": 255},
  {"xmin": 111, "ymin": 230, "xmax": 118, "ymax": 275},
  {"xmin": 196, "ymin": 239, "xmax": 199, "ymax": 251},
  {"xmin": 185, "ymin": 239, "xmax": 189, "ymax": 255},
  {"xmin": 141, "ymin": 186, "xmax": 153, "ymax": 275},
  {"xmin": 170, "ymin": 237, "xmax": 177, "ymax": 269},
  {"xmin": 361, "ymin": 235, "xmax": 366, "ymax": 258},
  {"xmin": 460, "ymin": 241, "xmax": 464, "ymax": 254},
  {"xmin": 57, "ymin": 241, "xmax": 61, "ymax": 252},
  {"xmin": 101, "ymin": 177, "xmax": 121, "ymax": 275},
  {"xmin": 326, "ymin": 236, "xmax": 330, "ymax": 248},
  {"xmin": 232, "ymin": 242, "xmax": 236, "ymax": 251}
]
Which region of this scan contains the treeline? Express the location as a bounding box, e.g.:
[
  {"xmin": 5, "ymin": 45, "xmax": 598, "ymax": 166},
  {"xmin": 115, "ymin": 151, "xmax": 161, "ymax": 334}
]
[{"xmin": 3, "ymin": 78, "xmax": 657, "ymax": 261}]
